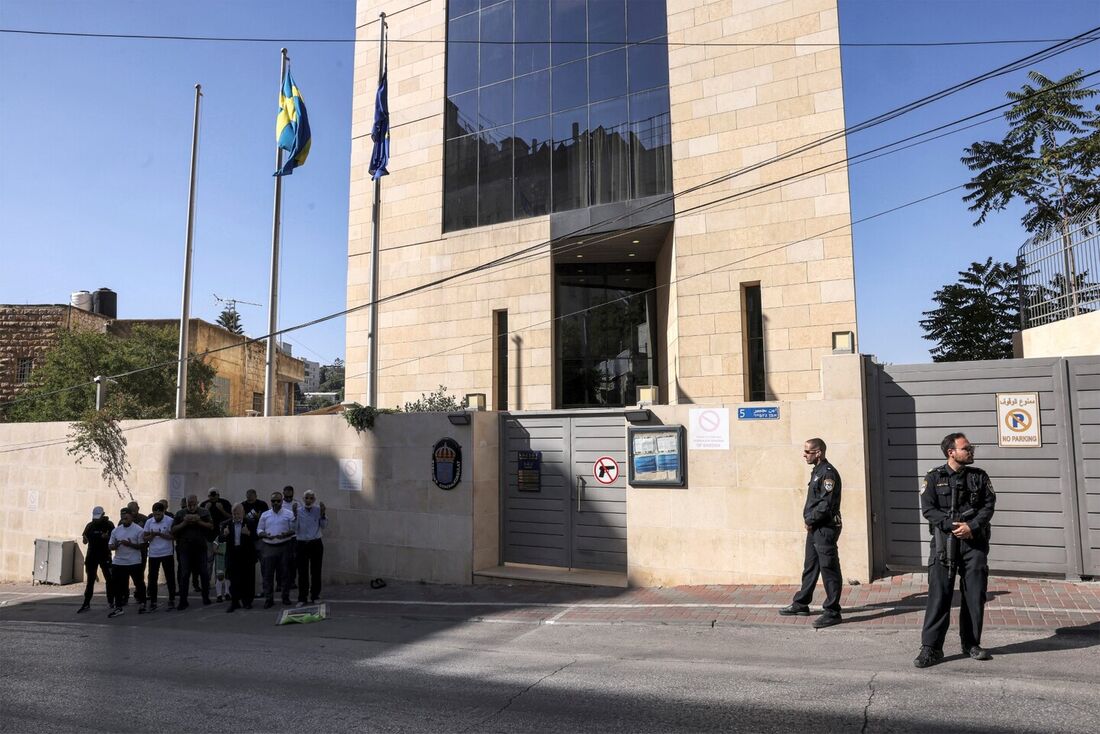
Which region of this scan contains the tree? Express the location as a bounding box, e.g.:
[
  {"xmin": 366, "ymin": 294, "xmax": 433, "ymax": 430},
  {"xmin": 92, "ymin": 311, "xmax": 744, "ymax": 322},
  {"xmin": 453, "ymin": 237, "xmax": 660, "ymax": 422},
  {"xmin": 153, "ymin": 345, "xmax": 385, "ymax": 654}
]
[
  {"xmin": 920, "ymin": 258, "xmax": 1021, "ymax": 362},
  {"xmin": 3, "ymin": 325, "xmax": 226, "ymax": 422},
  {"xmin": 319, "ymin": 358, "xmax": 345, "ymax": 400},
  {"xmin": 403, "ymin": 385, "xmax": 466, "ymax": 412},
  {"xmin": 962, "ymin": 69, "xmax": 1100, "ymax": 233},
  {"xmin": 216, "ymin": 306, "xmax": 244, "ymax": 335}
]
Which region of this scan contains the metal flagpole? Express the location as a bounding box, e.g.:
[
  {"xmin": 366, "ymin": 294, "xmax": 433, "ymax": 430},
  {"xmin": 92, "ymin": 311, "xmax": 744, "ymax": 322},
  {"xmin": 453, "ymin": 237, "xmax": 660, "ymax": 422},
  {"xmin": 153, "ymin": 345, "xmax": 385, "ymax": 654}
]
[
  {"xmin": 176, "ymin": 83, "xmax": 203, "ymax": 419},
  {"xmin": 367, "ymin": 13, "xmax": 386, "ymax": 407},
  {"xmin": 264, "ymin": 49, "xmax": 289, "ymax": 417}
]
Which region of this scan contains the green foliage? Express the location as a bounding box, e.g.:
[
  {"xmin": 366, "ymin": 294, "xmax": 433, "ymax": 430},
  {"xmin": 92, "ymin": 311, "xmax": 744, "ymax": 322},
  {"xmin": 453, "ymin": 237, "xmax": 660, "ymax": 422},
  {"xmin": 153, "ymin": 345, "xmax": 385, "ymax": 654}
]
[
  {"xmin": 962, "ymin": 69, "xmax": 1100, "ymax": 234},
  {"xmin": 919, "ymin": 258, "xmax": 1022, "ymax": 362},
  {"xmin": 342, "ymin": 402, "xmax": 398, "ymax": 433},
  {"xmin": 4, "ymin": 325, "xmax": 226, "ymax": 422},
  {"xmin": 216, "ymin": 306, "xmax": 244, "ymax": 335},
  {"xmin": 318, "ymin": 358, "xmax": 345, "ymax": 399},
  {"xmin": 403, "ymin": 385, "xmax": 466, "ymax": 413},
  {"xmin": 67, "ymin": 410, "xmax": 131, "ymax": 499}
]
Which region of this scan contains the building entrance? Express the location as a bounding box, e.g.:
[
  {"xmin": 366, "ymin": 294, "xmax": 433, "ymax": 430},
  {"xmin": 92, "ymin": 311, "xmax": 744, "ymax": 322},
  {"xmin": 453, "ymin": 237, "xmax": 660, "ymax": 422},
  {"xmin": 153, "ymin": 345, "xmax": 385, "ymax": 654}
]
[{"xmin": 500, "ymin": 411, "xmax": 627, "ymax": 572}]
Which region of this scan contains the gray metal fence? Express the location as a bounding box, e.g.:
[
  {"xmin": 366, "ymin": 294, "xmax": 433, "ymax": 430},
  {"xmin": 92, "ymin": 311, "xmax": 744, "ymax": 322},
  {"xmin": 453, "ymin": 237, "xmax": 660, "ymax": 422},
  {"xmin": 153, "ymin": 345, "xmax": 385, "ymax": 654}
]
[{"xmin": 1018, "ymin": 205, "xmax": 1100, "ymax": 328}]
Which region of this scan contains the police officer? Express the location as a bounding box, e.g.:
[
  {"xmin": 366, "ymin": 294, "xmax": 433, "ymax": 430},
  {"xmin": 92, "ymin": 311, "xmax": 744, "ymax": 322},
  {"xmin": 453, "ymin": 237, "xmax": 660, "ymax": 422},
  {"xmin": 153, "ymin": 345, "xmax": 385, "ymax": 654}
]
[
  {"xmin": 779, "ymin": 437, "xmax": 843, "ymax": 628},
  {"xmin": 914, "ymin": 432, "xmax": 997, "ymax": 668}
]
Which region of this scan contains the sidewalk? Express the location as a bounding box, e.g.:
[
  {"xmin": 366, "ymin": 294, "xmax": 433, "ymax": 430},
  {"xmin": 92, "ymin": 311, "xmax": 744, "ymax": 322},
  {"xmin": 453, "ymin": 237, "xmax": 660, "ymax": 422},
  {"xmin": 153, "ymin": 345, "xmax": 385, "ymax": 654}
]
[{"xmin": 3, "ymin": 573, "xmax": 1098, "ymax": 631}]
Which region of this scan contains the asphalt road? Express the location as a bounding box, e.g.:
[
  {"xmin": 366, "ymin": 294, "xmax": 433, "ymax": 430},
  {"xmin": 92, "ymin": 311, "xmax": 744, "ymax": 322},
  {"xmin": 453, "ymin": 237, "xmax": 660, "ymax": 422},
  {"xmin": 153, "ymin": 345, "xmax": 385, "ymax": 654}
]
[{"xmin": 0, "ymin": 592, "xmax": 1097, "ymax": 733}]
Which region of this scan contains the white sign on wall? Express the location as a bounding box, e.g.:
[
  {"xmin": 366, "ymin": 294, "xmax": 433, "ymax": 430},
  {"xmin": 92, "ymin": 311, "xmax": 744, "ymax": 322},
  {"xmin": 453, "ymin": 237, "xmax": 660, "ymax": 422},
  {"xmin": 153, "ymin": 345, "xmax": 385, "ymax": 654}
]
[
  {"xmin": 27, "ymin": 490, "xmax": 39, "ymax": 512},
  {"xmin": 689, "ymin": 408, "xmax": 730, "ymax": 450},
  {"xmin": 996, "ymin": 392, "xmax": 1042, "ymax": 448},
  {"xmin": 168, "ymin": 474, "xmax": 187, "ymax": 507},
  {"xmin": 339, "ymin": 459, "xmax": 363, "ymax": 492}
]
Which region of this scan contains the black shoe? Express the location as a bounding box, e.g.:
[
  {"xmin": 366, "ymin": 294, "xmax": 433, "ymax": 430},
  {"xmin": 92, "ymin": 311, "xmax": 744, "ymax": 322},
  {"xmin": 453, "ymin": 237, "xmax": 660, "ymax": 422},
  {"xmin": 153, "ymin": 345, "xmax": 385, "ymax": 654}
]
[
  {"xmin": 108, "ymin": 607, "xmax": 124, "ymax": 618},
  {"xmin": 964, "ymin": 645, "xmax": 992, "ymax": 661},
  {"xmin": 264, "ymin": 599, "xmax": 275, "ymax": 609},
  {"xmin": 779, "ymin": 604, "xmax": 811, "ymax": 616},
  {"xmin": 176, "ymin": 601, "xmax": 190, "ymax": 611},
  {"xmin": 914, "ymin": 646, "xmax": 944, "ymax": 668},
  {"xmin": 148, "ymin": 603, "xmax": 158, "ymax": 613},
  {"xmin": 812, "ymin": 613, "xmax": 842, "ymax": 629},
  {"xmin": 216, "ymin": 595, "xmax": 223, "ymax": 603},
  {"xmin": 77, "ymin": 603, "xmax": 90, "ymax": 614}
]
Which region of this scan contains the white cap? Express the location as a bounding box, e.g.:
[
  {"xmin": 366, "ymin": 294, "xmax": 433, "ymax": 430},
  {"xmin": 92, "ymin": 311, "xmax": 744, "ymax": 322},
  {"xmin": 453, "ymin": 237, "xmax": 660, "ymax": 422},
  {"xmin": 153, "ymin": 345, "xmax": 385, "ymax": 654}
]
[{"xmin": 91, "ymin": 506, "xmax": 105, "ymax": 519}]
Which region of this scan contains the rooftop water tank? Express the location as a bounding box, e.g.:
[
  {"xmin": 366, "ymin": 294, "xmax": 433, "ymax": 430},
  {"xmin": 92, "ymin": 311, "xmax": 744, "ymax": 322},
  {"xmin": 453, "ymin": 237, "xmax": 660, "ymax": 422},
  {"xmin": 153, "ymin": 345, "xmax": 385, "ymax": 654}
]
[
  {"xmin": 92, "ymin": 288, "xmax": 117, "ymax": 319},
  {"xmin": 70, "ymin": 290, "xmax": 92, "ymax": 312}
]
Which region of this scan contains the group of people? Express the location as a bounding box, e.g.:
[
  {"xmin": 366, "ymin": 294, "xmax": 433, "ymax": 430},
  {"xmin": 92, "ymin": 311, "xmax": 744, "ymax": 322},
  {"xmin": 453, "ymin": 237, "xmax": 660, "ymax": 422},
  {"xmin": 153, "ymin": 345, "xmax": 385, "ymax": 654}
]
[
  {"xmin": 781, "ymin": 432, "xmax": 997, "ymax": 668},
  {"xmin": 80, "ymin": 485, "xmax": 328, "ymax": 618}
]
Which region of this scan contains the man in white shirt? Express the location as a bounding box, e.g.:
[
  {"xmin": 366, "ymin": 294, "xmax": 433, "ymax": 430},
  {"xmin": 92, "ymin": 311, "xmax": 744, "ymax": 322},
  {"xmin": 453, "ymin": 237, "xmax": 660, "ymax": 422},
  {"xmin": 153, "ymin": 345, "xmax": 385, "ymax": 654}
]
[
  {"xmin": 257, "ymin": 492, "xmax": 296, "ymax": 608},
  {"xmin": 143, "ymin": 501, "xmax": 177, "ymax": 611},
  {"xmin": 108, "ymin": 507, "xmax": 147, "ymax": 618}
]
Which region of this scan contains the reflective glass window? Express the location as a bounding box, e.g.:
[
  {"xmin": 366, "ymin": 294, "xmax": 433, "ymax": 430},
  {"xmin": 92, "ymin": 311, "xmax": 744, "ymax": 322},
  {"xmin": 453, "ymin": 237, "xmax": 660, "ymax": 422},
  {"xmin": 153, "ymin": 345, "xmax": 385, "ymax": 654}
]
[
  {"xmin": 445, "ymin": 90, "xmax": 478, "ymax": 139},
  {"xmin": 444, "ymin": 134, "xmax": 479, "ymax": 231},
  {"xmin": 552, "ymin": 107, "xmax": 589, "ymax": 212},
  {"xmin": 479, "ymin": 80, "xmax": 512, "ymax": 130},
  {"xmin": 480, "ymin": 1, "xmax": 514, "ymax": 86},
  {"xmin": 588, "ymin": 0, "xmax": 625, "ymax": 54},
  {"xmin": 552, "ymin": 58, "xmax": 588, "ymax": 113},
  {"xmin": 478, "ymin": 125, "xmax": 514, "ymax": 225},
  {"xmin": 589, "ymin": 97, "xmax": 630, "ymax": 205},
  {"xmin": 628, "ymin": 42, "xmax": 669, "ymax": 93},
  {"xmin": 515, "ymin": 70, "xmax": 550, "ymax": 122},
  {"xmin": 447, "ymin": 14, "xmax": 479, "ymax": 94},
  {"xmin": 449, "ymin": 0, "xmax": 478, "ymax": 20},
  {"xmin": 629, "ymin": 87, "xmax": 672, "ymax": 198},
  {"xmin": 551, "ymin": 0, "xmax": 587, "ymax": 66},
  {"xmin": 514, "ymin": 117, "xmax": 552, "ymax": 217},
  {"xmin": 588, "ymin": 48, "xmax": 626, "ymax": 103},
  {"xmin": 515, "ymin": 0, "xmax": 550, "ymax": 75},
  {"xmin": 627, "ymin": 0, "xmax": 667, "ymax": 42}
]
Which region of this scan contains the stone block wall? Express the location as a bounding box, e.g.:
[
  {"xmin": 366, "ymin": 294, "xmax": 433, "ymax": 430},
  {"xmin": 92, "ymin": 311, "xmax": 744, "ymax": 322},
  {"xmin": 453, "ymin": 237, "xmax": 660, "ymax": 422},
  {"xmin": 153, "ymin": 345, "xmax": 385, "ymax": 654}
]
[{"xmin": 0, "ymin": 305, "xmax": 111, "ymax": 405}]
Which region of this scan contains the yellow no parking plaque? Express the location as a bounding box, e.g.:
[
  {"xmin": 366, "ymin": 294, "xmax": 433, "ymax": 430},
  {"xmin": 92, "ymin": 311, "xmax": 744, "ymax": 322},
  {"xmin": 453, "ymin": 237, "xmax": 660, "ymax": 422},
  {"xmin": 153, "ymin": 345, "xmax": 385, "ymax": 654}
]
[{"xmin": 996, "ymin": 392, "xmax": 1042, "ymax": 448}]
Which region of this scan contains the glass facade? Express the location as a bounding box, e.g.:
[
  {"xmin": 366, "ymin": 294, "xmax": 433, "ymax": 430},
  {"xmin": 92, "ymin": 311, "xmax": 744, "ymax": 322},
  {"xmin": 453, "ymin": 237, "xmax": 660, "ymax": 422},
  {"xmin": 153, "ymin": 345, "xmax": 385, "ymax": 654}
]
[
  {"xmin": 556, "ymin": 263, "xmax": 657, "ymax": 408},
  {"xmin": 444, "ymin": 0, "xmax": 672, "ymax": 232}
]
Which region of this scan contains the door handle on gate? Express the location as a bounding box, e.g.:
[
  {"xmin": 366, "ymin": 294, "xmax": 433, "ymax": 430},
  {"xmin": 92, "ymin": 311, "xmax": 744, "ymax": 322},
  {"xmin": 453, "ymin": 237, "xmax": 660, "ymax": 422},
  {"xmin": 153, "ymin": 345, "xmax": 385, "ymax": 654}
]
[{"xmin": 576, "ymin": 474, "xmax": 585, "ymax": 513}]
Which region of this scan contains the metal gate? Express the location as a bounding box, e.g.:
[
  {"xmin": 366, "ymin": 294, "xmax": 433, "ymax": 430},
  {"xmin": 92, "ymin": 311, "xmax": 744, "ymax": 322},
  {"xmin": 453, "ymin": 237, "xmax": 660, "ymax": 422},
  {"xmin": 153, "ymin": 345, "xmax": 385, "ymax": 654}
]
[
  {"xmin": 1068, "ymin": 358, "xmax": 1100, "ymax": 576},
  {"xmin": 865, "ymin": 356, "xmax": 1100, "ymax": 579},
  {"xmin": 500, "ymin": 411, "xmax": 627, "ymax": 572}
]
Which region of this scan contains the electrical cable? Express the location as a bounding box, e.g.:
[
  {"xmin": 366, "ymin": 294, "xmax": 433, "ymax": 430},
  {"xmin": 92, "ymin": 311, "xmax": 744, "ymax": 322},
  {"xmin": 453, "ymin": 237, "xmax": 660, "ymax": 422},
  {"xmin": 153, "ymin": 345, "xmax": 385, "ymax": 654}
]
[{"xmin": 2, "ymin": 32, "xmax": 1096, "ymax": 412}]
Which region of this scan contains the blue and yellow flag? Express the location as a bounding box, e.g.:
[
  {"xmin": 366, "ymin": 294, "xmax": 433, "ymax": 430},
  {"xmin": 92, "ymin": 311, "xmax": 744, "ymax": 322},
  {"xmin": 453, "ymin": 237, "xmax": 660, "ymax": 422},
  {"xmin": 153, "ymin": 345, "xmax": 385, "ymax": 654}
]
[{"xmin": 275, "ymin": 70, "xmax": 311, "ymax": 176}]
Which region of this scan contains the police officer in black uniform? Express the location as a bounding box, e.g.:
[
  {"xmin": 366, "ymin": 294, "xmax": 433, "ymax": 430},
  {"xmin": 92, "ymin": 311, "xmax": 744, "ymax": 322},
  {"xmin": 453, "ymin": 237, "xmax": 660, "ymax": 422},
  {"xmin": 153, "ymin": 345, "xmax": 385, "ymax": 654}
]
[
  {"xmin": 779, "ymin": 437, "xmax": 843, "ymax": 628},
  {"xmin": 914, "ymin": 432, "xmax": 997, "ymax": 668}
]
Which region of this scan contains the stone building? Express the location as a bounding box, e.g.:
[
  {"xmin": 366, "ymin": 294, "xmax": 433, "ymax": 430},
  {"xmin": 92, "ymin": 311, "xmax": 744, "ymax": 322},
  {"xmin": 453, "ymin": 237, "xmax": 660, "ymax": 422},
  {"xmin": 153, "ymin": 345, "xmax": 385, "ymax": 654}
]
[
  {"xmin": 0, "ymin": 305, "xmax": 112, "ymax": 405},
  {"xmin": 108, "ymin": 319, "xmax": 305, "ymax": 416},
  {"xmin": 0, "ymin": 306, "xmax": 304, "ymax": 417},
  {"xmin": 346, "ymin": 0, "xmax": 857, "ymax": 409}
]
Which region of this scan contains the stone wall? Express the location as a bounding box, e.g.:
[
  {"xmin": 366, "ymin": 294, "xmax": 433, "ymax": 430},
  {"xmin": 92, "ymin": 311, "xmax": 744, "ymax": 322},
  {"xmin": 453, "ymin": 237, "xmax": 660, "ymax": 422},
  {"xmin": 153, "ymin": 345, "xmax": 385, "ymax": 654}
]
[
  {"xmin": 0, "ymin": 412, "xmax": 497, "ymax": 585},
  {"xmin": 627, "ymin": 354, "xmax": 870, "ymax": 585},
  {"xmin": 1014, "ymin": 310, "xmax": 1100, "ymax": 358},
  {"xmin": 0, "ymin": 305, "xmax": 111, "ymax": 405}
]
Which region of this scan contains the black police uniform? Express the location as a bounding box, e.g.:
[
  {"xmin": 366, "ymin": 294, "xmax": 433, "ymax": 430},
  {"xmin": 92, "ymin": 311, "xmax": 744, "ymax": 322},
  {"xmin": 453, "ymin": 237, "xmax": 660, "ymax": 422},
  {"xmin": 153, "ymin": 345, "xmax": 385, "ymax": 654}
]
[
  {"xmin": 919, "ymin": 464, "xmax": 996, "ymax": 652},
  {"xmin": 81, "ymin": 517, "xmax": 115, "ymax": 607},
  {"xmin": 792, "ymin": 460, "xmax": 843, "ymax": 615}
]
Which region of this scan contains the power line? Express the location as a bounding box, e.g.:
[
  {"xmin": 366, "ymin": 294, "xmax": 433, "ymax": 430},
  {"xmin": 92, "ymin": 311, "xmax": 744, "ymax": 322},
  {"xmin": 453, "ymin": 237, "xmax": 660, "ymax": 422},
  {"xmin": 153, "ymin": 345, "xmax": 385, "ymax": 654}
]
[
  {"xmin": 2, "ymin": 31, "xmax": 1095, "ymax": 413},
  {"xmin": 3, "ymin": 26, "xmax": 1098, "ymax": 49}
]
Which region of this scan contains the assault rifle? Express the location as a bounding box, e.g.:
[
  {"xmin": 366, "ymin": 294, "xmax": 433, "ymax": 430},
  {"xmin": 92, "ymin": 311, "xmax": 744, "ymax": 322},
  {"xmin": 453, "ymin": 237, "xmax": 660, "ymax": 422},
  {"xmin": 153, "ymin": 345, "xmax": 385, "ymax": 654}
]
[{"xmin": 942, "ymin": 483, "xmax": 976, "ymax": 572}]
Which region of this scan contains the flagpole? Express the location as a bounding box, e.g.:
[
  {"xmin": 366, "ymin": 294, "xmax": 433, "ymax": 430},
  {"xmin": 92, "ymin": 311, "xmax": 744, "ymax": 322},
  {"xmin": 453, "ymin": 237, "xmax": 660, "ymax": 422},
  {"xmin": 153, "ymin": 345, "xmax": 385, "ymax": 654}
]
[
  {"xmin": 176, "ymin": 83, "xmax": 203, "ymax": 420},
  {"xmin": 367, "ymin": 13, "xmax": 386, "ymax": 408},
  {"xmin": 264, "ymin": 48, "xmax": 289, "ymax": 417}
]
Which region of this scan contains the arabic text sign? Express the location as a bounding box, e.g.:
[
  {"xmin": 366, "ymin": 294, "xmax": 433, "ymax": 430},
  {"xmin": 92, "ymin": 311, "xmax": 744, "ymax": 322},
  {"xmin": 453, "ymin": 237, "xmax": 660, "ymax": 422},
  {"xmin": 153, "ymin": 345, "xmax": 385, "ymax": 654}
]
[{"xmin": 996, "ymin": 392, "xmax": 1041, "ymax": 448}]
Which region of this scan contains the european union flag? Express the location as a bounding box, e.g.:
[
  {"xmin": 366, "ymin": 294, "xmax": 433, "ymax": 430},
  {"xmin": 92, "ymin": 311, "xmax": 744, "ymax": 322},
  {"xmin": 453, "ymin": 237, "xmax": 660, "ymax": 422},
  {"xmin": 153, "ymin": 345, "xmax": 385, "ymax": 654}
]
[
  {"xmin": 368, "ymin": 71, "xmax": 390, "ymax": 179},
  {"xmin": 275, "ymin": 70, "xmax": 311, "ymax": 176}
]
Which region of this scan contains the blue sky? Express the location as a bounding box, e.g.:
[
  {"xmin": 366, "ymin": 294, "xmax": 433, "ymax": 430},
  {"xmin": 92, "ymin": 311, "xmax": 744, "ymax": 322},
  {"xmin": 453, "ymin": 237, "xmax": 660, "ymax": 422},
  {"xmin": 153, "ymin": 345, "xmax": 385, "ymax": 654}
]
[{"xmin": 1, "ymin": 0, "xmax": 1098, "ymax": 367}]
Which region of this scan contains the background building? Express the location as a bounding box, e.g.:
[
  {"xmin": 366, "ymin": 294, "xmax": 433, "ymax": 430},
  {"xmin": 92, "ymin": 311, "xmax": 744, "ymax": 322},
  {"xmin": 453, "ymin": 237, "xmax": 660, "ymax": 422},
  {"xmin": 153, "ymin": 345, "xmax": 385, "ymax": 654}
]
[
  {"xmin": 347, "ymin": 0, "xmax": 857, "ymax": 408},
  {"xmin": 302, "ymin": 358, "xmax": 323, "ymax": 392}
]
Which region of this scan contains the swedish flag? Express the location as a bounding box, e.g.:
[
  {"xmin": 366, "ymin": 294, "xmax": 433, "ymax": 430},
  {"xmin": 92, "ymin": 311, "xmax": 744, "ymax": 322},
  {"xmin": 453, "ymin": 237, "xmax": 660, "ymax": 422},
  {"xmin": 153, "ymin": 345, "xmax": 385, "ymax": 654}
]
[{"xmin": 275, "ymin": 70, "xmax": 311, "ymax": 176}]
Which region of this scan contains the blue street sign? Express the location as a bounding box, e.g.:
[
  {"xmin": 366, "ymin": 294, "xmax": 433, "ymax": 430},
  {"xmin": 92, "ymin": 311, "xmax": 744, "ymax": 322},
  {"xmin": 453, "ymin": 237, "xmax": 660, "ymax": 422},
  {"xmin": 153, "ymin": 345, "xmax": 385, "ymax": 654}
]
[{"xmin": 737, "ymin": 406, "xmax": 779, "ymax": 420}]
